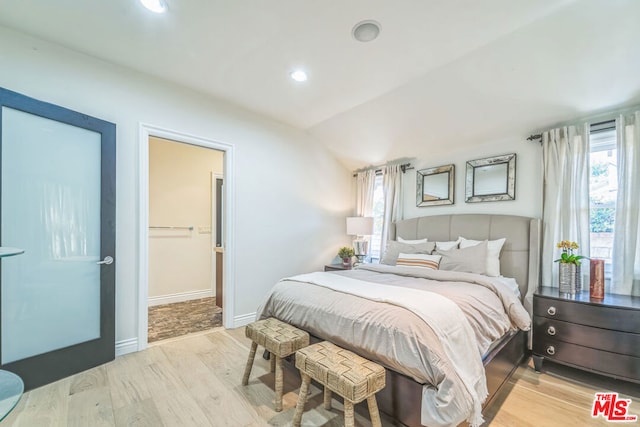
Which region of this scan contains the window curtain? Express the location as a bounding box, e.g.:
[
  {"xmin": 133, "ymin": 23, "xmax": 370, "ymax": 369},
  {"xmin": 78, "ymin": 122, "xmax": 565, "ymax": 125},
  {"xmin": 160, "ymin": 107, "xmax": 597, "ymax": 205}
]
[
  {"xmin": 354, "ymin": 169, "xmax": 376, "ymax": 261},
  {"xmin": 380, "ymin": 164, "xmax": 403, "ymax": 257},
  {"xmin": 541, "ymin": 124, "xmax": 591, "ymax": 288},
  {"xmin": 355, "ymin": 169, "xmax": 376, "ymax": 217},
  {"xmin": 611, "ymin": 111, "xmax": 640, "ymax": 296}
]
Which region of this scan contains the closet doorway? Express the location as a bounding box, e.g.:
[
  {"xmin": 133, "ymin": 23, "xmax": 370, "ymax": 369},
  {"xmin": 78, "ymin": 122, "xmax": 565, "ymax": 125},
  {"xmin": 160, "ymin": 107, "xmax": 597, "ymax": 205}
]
[{"xmin": 146, "ymin": 136, "xmax": 224, "ymax": 343}]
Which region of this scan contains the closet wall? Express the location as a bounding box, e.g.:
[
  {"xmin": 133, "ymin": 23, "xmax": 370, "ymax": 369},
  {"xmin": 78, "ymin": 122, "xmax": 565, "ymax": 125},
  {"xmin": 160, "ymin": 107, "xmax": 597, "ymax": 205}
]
[{"xmin": 148, "ymin": 137, "xmax": 224, "ymax": 304}]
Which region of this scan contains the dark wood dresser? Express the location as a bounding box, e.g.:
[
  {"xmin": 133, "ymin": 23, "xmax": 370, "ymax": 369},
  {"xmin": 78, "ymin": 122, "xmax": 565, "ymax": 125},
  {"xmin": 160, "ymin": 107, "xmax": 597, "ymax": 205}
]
[{"xmin": 533, "ymin": 286, "xmax": 640, "ymax": 383}]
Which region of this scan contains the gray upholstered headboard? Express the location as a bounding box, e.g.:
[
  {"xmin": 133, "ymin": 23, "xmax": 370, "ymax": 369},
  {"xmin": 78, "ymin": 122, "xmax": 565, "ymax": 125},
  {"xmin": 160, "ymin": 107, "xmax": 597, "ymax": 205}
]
[{"xmin": 392, "ymin": 214, "xmax": 541, "ymax": 314}]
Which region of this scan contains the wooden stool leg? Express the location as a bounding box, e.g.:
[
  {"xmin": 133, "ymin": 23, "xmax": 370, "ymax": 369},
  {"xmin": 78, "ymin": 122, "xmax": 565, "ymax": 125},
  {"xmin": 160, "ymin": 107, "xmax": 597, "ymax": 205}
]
[
  {"xmin": 270, "ymin": 353, "xmax": 276, "ymax": 373},
  {"xmin": 344, "ymin": 400, "xmax": 355, "ymax": 427},
  {"xmin": 242, "ymin": 341, "xmax": 258, "ymax": 386},
  {"xmin": 323, "ymin": 386, "xmax": 332, "ymax": 409},
  {"xmin": 293, "ymin": 373, "xmax": 311, "ymax": 427},
  {"xmin": 274, "ymin": 355, "xmax": 283, "ymax": 412},
  {"xmin": 367, "ymin": 395, "xmax": 382, "ymax": 427}
]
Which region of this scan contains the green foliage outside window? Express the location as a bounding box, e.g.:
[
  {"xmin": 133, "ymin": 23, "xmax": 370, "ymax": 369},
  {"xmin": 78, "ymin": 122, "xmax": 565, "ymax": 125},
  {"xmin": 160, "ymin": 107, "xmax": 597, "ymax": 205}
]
[{"xmin": 590, "ymin": 207, "xmax": 615, "ymax": 233}]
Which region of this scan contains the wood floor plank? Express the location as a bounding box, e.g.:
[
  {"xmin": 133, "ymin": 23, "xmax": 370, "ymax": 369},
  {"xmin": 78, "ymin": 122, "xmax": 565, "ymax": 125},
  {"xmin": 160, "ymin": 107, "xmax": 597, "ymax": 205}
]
[
  {"xmin": 489, "ymin": 382, "xmax": 612, "ymax": 427},
  {"xmin": 152, "ymin": 392, "xmax": 212, "ymax": 427},
  {"xmin": 138, "ymin": 341, "xmax": 213, "ymax": 426},
  {"xmin": 69, "ymin": 364, "xmax": 108, "ymax": 396},
  {"xmin": 6, "ymin": 376, "xmax": 71, "ymax": 427},
  {"xmin": 113, "ymin": 398, "xmax": 164, "ymax": 427},
  {"xmin": 161, "ymin": 338, "xmax": 265, "ymax": 426},
  {"xmin": 67, "ymin": 386, "xmax": 115, "ymax": 427},
  {"xmin": 105, "ymin": 353, "xmax": 153, "ymax": 410}
]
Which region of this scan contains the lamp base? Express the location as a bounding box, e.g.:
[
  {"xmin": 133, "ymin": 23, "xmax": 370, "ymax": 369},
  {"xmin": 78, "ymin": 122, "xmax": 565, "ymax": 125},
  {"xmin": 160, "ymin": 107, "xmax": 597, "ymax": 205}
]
[{"xmin": 353, "ymin": 239, "xmax": 368, "ymax": 263}]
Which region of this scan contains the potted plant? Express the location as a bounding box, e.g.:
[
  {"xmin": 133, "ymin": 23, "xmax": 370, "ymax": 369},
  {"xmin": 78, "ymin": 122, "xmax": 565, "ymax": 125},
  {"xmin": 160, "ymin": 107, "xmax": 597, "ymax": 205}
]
[
  {"xmin": 337, "ymin": 246, "xmax": 355, "ymax": 267},
  {"xmin": 555, "ymin": 240, "xmax": 588, "ymax": 294}
]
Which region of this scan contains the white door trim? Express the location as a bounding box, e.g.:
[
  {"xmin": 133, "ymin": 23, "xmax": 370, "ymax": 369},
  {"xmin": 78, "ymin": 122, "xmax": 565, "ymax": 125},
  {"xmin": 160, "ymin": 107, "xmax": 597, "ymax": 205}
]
[
  {"xmin": 138, "ymin": 123, "xmax": 236, "ymax": 352},
  {"xmin": 211, "ymin": 173, "xmax": 223, "ymax": 297}
]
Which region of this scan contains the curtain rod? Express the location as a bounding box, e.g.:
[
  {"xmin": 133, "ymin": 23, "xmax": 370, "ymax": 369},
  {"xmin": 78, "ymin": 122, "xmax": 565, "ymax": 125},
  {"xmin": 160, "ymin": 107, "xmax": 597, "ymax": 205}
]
[
  {"xmin": 526, "ymin": 119, "xmax": 618, "ymax": 142},
  {"xmin": 526, "ymin": 104, "xmax": 640, "ymax": 142},
  {"xmin": 352, "ymin": 162, "xmax": 413, "ymax": 177}
]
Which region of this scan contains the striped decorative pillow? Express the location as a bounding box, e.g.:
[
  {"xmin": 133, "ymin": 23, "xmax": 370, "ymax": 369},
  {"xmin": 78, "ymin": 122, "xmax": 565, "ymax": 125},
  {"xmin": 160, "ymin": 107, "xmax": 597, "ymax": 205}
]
[{"xmin": 396, "ymin": 253, "xmax": 442, "ymax": 270}]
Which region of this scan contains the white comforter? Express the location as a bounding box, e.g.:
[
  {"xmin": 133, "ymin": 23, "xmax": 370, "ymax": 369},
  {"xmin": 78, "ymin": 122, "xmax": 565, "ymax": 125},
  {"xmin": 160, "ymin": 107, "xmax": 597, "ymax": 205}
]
[{"xmin": 257, "ymin": 264, "xmax": 531, "ymax": 427}]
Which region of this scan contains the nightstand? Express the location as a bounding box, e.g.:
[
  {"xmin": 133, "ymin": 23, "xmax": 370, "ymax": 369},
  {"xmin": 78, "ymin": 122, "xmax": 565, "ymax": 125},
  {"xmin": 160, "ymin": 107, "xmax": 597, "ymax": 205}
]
[
  {"xmin": 532, "ymin": 286, "xmax": 640, "ymax": 383},
  {"xmin": 324, "ymin": 264, "xmax": 352, "ymax": 271}
]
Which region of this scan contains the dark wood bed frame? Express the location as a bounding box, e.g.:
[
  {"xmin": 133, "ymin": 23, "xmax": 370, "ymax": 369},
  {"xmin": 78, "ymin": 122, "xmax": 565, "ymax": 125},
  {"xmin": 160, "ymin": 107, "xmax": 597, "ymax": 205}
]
[{"xmin": 374, "ymin": 329, "xmax": 527, "ymax": 426}]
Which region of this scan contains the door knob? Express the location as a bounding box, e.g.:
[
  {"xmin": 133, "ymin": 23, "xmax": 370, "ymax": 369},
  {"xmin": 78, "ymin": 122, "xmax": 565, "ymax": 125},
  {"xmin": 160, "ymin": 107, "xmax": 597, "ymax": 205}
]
[{"xmin": 97, "ymin": 256, "xmax": 114, "ymax": 265}]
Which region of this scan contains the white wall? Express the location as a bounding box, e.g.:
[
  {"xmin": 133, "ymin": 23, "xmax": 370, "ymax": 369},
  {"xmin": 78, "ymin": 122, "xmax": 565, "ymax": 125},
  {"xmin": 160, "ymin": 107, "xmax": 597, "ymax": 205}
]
[
  {"xmin": 403, "ymin": 137, "xmax": 542, "ymax": 220},
  {"xmin": 148, "ymin": 137, "xmax": 223, "ymax": 302},
  {"xmin": 0, "ymin": 26, "xmax": 352, "ymax": 348}
]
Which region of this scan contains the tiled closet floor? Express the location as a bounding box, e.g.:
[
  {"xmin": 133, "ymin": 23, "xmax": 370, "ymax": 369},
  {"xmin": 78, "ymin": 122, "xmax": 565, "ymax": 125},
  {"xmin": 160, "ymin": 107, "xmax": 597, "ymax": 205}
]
[{"xmin": 148, "ymin": 297, "xmax": 223, "ymax": 342}]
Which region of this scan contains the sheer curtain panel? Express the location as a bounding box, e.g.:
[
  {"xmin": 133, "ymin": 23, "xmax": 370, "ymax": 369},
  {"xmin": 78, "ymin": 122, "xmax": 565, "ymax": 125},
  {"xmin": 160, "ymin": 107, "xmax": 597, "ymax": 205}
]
[
  {"xmin": 355, "ymin": 169, "xmax": 376, "ymax": 217},
  {"xmin": 541, "ymin": 124, "xmax": 591, "ymax": 288},
  {"xmin": 380, "ymin": 164, "xmax": 403, "ymax": 257},
  {"xmin": 612, "ymin": 111, "xmax": 640, "ymax": 296}
]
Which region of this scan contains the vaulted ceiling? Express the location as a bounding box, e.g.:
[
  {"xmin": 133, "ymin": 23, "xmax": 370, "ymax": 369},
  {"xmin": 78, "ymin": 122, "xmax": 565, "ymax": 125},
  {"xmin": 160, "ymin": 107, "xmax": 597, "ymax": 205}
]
[{"xmin": 1, "ymin": 0, "xmax": 638, "ymax": 169}]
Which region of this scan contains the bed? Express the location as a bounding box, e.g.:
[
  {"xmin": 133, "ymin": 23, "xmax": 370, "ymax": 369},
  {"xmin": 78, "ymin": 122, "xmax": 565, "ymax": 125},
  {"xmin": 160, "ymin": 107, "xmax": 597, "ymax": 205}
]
[{"xmin": 257, "ymin": 214, "xmax": 541, "ymax": 426}]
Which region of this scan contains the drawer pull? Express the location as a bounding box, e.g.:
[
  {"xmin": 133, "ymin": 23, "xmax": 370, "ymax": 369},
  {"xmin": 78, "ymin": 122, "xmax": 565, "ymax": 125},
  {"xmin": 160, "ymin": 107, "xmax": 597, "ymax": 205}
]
[
  {"xmin": 547, "ymin": 306, "xmax": 556, "ymax": 316},
  {"xmin": 547, "ymin": 326, "xmax": 556, "ymax": 336},
  {"xmin": 546, "ymin": 346, "xmax": 556, "ymax": 356}
]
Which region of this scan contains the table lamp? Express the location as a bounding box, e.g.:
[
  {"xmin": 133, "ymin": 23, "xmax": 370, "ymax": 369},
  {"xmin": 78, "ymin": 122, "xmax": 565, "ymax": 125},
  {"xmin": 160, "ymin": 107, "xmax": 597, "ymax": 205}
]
[{"xmin": 346, "ymin": 216, "xmax": 374, "ymax": 263}]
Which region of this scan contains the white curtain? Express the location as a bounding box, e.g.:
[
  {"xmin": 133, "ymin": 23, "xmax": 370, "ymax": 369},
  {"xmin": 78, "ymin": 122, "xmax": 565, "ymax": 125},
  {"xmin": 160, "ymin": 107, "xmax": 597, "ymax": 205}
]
[
  {"xmin": 355, "ymin": 169, "xmax": 376, "ymax": 217},
  {"xmin": 611, "ymin": 111, "xmax": 640, "ymax": 296},
  {"xmin": 380, "ymin": 164, "xmax": 403, "ymax": 257},
  {"xmin": 541, "ymin": 124, "xmax": 591, "ymax": 288}
]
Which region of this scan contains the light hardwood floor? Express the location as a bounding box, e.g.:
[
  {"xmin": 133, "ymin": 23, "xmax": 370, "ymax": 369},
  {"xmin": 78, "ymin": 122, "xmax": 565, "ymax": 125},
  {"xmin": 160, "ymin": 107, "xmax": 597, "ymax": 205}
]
[{"xmin": 4, "ymin": 327, "xmax": 639, "ymax": 427}]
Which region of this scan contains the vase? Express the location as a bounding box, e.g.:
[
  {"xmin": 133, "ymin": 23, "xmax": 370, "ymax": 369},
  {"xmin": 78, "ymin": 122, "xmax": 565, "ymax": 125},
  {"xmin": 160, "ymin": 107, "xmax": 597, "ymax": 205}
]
[
  {"xmin": 342, "ymin": 257, "xmax": 351, "ymax": 267},
  {"xmin": 589, "ymin": 259, "xmax": 605, "ymax": 299},
  {"xmin": 559, "ymin": 263, "xmax": 581, "ymax": 294}
]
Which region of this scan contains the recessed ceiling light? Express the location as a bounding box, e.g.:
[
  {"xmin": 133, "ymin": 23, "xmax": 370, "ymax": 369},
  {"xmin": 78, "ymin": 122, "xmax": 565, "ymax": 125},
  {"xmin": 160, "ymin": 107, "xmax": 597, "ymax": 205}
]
[
  {"xmin": 352, "ymin": 20, "xmax": 381, "ymax": 42},
  {"xmin": 290, "ymin": 69, "xmax": 308, "ymax": 82},
  {"xmin": 140, "ymin": 0, "xmax": 167, "ymax": 13}
]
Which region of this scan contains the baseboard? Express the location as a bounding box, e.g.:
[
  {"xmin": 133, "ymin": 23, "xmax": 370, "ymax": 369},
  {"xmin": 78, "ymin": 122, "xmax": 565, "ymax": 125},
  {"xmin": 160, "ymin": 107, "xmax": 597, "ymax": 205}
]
[
  {"xmin": 233, "ymin": 312, "xmax": 256, "ymax": 328},
  {"xmin": 117, "ymin": 311, "xmax": 252, "ymax": 355},
  {"xmin": 148, "ymin": 289, "xmax": 214, "ymax": 306},
  {"xmin": 115, "ymin": 338, "xmax": 138, "ymax": 357}
]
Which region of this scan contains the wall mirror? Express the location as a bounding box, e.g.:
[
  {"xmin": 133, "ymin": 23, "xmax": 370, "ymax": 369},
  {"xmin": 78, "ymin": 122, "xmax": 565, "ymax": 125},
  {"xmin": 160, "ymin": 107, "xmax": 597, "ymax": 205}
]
[
  {"xmin": 416, "ymin": 164, "xmax": 454, "ymax": 207},
  {"xmin": 465, "ymin": 153, "xmax": 516, "ymax": 203}
]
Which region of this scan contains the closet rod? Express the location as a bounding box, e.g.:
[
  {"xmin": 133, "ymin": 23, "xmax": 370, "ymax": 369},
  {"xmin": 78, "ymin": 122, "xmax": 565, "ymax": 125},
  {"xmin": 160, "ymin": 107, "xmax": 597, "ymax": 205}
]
[{"xmin": 149, "ymin": 226, "xmax": 194, "ymax": 231}]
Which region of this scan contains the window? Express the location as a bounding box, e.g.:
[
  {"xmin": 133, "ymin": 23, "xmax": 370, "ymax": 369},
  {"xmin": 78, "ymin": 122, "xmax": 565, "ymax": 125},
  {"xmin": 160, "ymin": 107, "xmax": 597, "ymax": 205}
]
[
  {"xmin": 369, "ymin": 174, "xmax": 384, "ymax": 261},
  {"xmin": 589, "ymin": 122, "xmax": 617, "ymax": 279}
]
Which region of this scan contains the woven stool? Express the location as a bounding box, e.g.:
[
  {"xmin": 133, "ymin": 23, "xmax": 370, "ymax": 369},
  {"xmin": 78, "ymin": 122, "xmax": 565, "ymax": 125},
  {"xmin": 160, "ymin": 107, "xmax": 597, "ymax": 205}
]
[
  {"xmin": 293, "ymin": 341, "xmax": 386, "ymax": 427},
  {"xmin": 242, "ymin": 318, "xmax": 309, "ymax": 412}
]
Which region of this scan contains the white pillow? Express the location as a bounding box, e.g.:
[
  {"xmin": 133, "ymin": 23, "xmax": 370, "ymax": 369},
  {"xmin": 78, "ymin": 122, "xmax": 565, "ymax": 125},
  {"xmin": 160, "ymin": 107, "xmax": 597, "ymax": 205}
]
[
  {"xmin": 459, "ymin": 237, "xmax": 506, "ymax": 277},
  {"xmin": 396, "ymin": 253, "xmax": 442, "ymax": 270},
  {"xmin": 397, "ymin": 237, "xmax": 428, "ymax": 244},
  {"xmin": 435, "ymin": 239, "xmax": 460, "ymax": 251}
]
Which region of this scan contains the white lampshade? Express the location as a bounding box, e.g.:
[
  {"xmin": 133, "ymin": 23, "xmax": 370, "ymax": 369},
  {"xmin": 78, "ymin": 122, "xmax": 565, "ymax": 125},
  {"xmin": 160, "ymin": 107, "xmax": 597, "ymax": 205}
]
[{"xmin": 346, "ymin": 217, "xmax": 374, "ymax": 236}]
